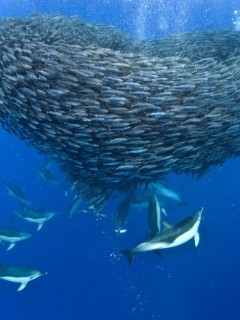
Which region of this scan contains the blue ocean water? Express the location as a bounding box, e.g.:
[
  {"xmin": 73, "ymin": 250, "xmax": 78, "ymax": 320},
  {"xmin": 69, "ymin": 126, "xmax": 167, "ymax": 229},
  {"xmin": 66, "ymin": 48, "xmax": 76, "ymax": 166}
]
[{"xmin": 0, "ymin": 1, "xmax": 240, "ymax": 319}]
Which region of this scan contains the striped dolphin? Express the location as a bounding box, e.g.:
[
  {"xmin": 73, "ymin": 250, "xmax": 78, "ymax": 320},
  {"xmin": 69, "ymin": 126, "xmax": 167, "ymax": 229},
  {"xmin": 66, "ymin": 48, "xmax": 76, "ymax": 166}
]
[{"xmin": 121, "ymin": 207, "xmax": 203, "ymax": 265}]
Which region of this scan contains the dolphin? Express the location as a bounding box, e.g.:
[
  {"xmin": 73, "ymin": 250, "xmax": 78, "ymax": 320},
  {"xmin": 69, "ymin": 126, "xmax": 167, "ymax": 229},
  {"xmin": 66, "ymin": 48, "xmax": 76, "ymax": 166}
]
[
  {"xmin": 121, "ymin": 207, "xmax": 203, "ymax": 265},
  {"xmin": 37, "ymin": 157, "xmax": 59, "ymax": 185},
  {"xmin": 37, "ymin": 166, "xmax": 59, "ymax": 185},
  {"xmin": 149, "ymin": 182, "xmax": 186, "ymax": 205},
  {"xmin": 68, "ymin": 196, "xmax": 82, "ymax": 219},
  {"xmin": 6, "ymin": 182, "xmax": 31, "ymax": 206},
  {"xmin": 129, "ymin": 188, "xmax": 149, "ymax": 210},
  {"xmin": 0, "ymin": 263, "xmax": 47, "ymax": 291},
  {"xmin": 147, "ymin": 193, "xmax": 166, "ymax": 239},
  {"xmin": 114, "ymin": 194, "xmax": 132, "ymax": 233},
  {"xmin": 15, "ymin": 207, "xmax": 57, "ymax": 231},
  {"xmin": 0, "ymin": 227, "xmax": 32, "ymax": 251}
]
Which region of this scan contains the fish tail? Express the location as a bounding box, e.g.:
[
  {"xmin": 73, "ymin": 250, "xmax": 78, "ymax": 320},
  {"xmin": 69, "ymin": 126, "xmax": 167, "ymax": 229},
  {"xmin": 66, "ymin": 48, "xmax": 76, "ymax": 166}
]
[{"xmin": 121, "ymin": 250, "xmax": 134, "ymax": 265}]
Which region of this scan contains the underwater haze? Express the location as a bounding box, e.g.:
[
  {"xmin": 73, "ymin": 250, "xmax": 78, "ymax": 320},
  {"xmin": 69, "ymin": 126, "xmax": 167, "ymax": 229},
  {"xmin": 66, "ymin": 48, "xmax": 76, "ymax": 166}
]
[{"xmin": 1, "ymin": 1, "xmax": 240, "ymax": 319}]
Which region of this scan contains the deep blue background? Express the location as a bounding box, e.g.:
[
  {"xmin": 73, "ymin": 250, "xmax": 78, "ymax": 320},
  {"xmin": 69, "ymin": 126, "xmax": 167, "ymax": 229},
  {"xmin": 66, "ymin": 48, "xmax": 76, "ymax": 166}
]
[{"xmin": 1, "ymin": 1, "xmax": 240, "ymax": 319}]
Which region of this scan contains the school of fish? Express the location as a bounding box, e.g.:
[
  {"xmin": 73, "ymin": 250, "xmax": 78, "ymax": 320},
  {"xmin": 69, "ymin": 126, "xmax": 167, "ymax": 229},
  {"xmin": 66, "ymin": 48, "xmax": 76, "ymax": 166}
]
[{"xmin": 0, "ymin": 15, "xmax": 240, "ymax": 211}]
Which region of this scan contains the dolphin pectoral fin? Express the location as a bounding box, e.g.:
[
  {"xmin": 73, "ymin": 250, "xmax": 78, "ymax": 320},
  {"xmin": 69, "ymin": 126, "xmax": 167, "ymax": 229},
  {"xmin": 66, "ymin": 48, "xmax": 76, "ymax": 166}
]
[
  {"xmin": 17, "ymin": 282, "xmax": 28, "ymax": 291},
  {"xmin": 37, "ymin": 223, "xmax": 44, "ymax": 231},
  {"xmin": 121, "ymin": 250, "xmax": 134, "ymax": 265},
  {"xmin": 7, "ymin": 243, "xmax": 16, "ymax": 251},
  {"xmin": 194, "ymin": 232, "xmax": 200, "ymax": 247},
  {"xmin": 161, "ymin": 207, "xmax": 167, "ymax": 216}
]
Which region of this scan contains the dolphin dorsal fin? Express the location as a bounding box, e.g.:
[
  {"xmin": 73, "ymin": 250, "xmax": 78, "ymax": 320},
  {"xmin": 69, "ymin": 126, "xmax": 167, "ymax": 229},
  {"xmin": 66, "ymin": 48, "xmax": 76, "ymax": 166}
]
[
  {"xmin": 17, "ymin": 282, "xmax": 28, "ymax": 291},
  {"xmin": 161, "ymin": 221, "xmax": 173, "ymax": 230}
]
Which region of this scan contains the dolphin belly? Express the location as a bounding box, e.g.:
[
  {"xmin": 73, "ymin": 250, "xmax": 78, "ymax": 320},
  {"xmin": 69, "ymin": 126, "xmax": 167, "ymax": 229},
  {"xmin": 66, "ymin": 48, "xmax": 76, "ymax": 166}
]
[
  {"xmin": 1, "ymin": 276, "xmax": 29, "ymax": 283},
  {"xmin": 0, "ymin": 235, "xmax": 21, "ymax": 242}
]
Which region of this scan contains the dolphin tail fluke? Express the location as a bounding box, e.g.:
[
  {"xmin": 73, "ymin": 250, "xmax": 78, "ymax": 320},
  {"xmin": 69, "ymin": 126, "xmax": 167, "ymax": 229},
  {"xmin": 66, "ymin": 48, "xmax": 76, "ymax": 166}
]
[{"xmin": 121, "ymin": 250, "xmax": 134, "ymax": 265}]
